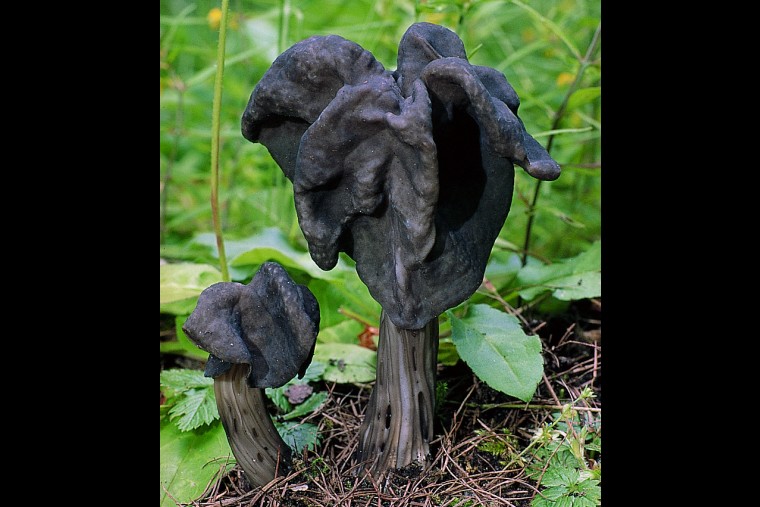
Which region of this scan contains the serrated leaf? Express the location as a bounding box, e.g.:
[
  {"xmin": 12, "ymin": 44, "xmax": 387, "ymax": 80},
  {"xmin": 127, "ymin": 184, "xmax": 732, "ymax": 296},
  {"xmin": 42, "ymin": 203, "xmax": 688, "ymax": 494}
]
[
  {"xmin": 160, "ymin": 369, "xmax": 214, "ymax": 392},
  {"xmin": 517, "ymin": 241, "xmax": 601, "ymax": 301},
  {"xmin": 313, "ymin": 342, "xmax": 377, "ymax": 383},
  {"xmin": 160, "ymin": 263, "xmax": 222, "ymax": 312},
  {"xmin": 275, "ymin": 421, "xmax": 319, "ymax": 452},
  {"xmin": 159, "ymin": 418, "xmax": 233, "ymax": 507},
  {"xmin": 578, "ymin": 480, "xmax": 601, "ymax": 501},
  {"xmin": 535, "ymin": 486, "xmax": 569, "ymax": 502},
  {"xmin": 281, "ymin": 391, "xmax": 328, "ymax": 421},
  {"xmin": 169, "ymin": 387, "xmax": 219, "ymax": 431},
  {"xmin": 447, "ymin": 305, "xmax": 542, "ymax": 402},
  {"xmin": 542, "ymin": 464, "xmax": 579, "ymax": 487}
]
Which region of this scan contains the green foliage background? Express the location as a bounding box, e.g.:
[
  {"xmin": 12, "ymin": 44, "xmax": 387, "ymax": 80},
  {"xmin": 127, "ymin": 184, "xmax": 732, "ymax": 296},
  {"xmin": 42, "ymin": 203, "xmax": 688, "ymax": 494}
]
[{"xmin": 160, "ymin": 0, "xmax": 601, "ymax": 265}]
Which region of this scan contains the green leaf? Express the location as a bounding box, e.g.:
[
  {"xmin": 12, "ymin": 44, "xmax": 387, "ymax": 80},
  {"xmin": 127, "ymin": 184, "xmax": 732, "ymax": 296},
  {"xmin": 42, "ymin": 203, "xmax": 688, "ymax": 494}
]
[
  {"xmin": 566, "ymin": 87, "xmax": 601, "ymax": 111},
  {"xmin": 542, "ymin": 464, "xmax": 579, "ymax": 487},
  {"xmin": 160, "ymin": 369, "xmax": 213, "ymax": 392},
  {"xmin": 576, "ymin": 479, "xmax": 601, "ymax": 503},
  {"xmin": 195, "ymin": 227, "xmax": 349, "ymax": 281},
  {"xmin": 484, "ymin": 250, "xmax": 523, "ymax": 291},
  {"xmin": 169, "ymin": 387, "xmax": 219, "ymax": 431},
  {"xmin": 159, "ymin": 418, "xmax": 233, "ymax": 507},
  {"xmin": 316, "ymin": 319, "xmax": 365, "ymax": 344},
  {"xmin": 160, "ymin": 369, "xmax": 218, "ymax": 430},
  {"xmin": 275, "ymin": 421, "xmax": 320, "ymax": 452},
  {"xmin": 313, "ymin": 342, "xmax": 377, "ymax": 383},
  {"xmin": 447, "ymin": 305, "xmax": 543, "ymax": 402},
  {"xmin": 265, "ymin": 361, "xmax": 327, "ymax": 413},
  {"xmin": 266, "ymin": 384, "xmax": 293, "ymax": 414},
  {"xmin": 534, "ymin": 486, "xmax": 569, "ymax": 503},
  {"xmin": 308, "ymin": 274, "xmax": 381, "ymax": 330},
  {"xmin": 437, "ymin": 338, "xmax": 460, "ymax": 366},
  {"xmin": 517, "ymin": 241, "xmax": 601, "ymax": 301},
  {"xmin": 160, "ymin": 263, "xmax": 222, "ymax": 314},
  {"xmin": 281, "ymin": 391, "xmax": 328, "ymax": 421}
]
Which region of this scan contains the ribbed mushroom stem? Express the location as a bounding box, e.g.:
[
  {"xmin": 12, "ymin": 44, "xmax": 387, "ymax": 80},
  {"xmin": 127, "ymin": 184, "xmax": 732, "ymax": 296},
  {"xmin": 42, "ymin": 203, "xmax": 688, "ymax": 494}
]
[
  {"xmin": 354, "ymin": 311, "xmax": 439, "ymax": 482},
  {"xmin": 214, "ymin": 363, "xmax": 292, "ymax": 487}
]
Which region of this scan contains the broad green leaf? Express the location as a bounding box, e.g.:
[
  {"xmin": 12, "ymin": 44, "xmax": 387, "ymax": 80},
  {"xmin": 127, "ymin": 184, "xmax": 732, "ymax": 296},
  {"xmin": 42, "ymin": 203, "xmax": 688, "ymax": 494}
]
[
  {"xmin": 195, "ymin": 227, "xmax": 350, "ymax": 281},
  {"xmin": 566, "ymin": 87, "xmax": 601, "ymax": 111},
  {"xmin": 517, "ymin": 241, "xmax": 601, "ymax": 301},
  {"xmin": 308, "ymin": 275, "xmax": 381, "ymax": 330},
  {"xmin": 275, "ymin": 421, "xmax": 319, "ymax": 452},
  {"xmin": 484, "ymin": 250, "xmax": 523, "ymax": 291},
  {"xmin": 316, "ymin": 319, "xmax": 365, "ymax": 344},
  {"xmin": 313, "ymin": 342, "xmax": 377, "ymax": 383},
  {"xmin": 159, "ymin": 418, "xmax": 232, "ymax": 507},
  {"xmin": 160, "ymin": 263, "xmax": 222, "ymax": 314},
  {"xmin": 447, "ymin": 305, "xmax": 543, "ymax": 402}
]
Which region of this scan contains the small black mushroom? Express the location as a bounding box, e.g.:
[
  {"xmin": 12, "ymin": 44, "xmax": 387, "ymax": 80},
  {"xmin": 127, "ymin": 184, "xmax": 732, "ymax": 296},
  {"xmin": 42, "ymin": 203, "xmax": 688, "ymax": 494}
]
[
  {"xmin": 182, "ymin": 262, "xmax": 320, "ymax": 488},
  {"xmin": 241, "ymin": 22, "xmax": 560, "ymax": 483}
]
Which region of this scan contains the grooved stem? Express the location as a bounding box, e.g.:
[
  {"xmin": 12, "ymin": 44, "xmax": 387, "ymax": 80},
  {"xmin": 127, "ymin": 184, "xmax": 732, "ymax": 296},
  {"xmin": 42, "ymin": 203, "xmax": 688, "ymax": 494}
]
[
  {"xmin": 354, "ymin": 311, "xmax": 439, "ymax": 483},
  {"xmin": 214, "ymin": 364, "xmax": 291, "ymax": 487}
]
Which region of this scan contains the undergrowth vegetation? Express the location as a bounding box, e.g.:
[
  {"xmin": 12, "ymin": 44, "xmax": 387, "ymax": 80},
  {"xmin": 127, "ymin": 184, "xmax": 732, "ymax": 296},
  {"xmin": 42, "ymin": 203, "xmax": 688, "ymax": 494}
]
[{"xmin": 160, "ymin": 1, "xmax": 601, "ymax": 505}]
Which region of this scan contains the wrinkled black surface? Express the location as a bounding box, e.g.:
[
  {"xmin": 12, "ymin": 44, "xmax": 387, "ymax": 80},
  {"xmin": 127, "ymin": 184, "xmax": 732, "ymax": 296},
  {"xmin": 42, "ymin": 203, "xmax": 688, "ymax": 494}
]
[
  {"xmin": 182, "ymin": 262, "xmax": 320, "ymax": 388},
  {"xmin": 242, "ymin": 22, "xmax": 560, "ymax": 330}
]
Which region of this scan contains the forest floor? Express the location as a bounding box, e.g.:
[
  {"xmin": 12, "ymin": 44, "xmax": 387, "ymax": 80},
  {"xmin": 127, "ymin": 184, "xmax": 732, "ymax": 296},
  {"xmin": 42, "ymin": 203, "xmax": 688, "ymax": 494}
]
[{"xmin": 164, "ymin": 298, "xmax": 601, "ymax": 507}]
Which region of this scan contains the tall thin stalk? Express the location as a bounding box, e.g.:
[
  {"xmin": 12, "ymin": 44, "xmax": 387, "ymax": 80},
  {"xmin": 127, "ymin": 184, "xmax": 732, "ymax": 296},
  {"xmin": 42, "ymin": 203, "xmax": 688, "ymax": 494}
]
[
  {"xmin": 521, "ymin": 23, "xmax": 601, "ymax": 267},
  {"xmin": 210, "ymin": 0, "xmax": 231, "ymax": 282}
]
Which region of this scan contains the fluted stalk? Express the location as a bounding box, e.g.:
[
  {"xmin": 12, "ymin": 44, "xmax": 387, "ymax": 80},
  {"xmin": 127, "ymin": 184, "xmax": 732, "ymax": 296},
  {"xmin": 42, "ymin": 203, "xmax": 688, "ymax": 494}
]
[
  {"xmin": 214, "ymin": 363, "xmax": 291, "ymax": 487},
  {"xmin": 354, "ymin": 311, "xmax": 439, "ymax": 481}
]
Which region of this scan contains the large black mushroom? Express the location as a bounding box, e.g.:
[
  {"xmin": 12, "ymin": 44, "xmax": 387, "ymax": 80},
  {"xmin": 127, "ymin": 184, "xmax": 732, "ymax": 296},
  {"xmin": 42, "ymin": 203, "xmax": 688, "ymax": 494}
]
[
  {"xmin": 241, "ymin": 22, "xmax": 560, "ymax": 482},
  {"xmin": 182, "ymin": 261, "xmax": 320, "ymax": 488}
]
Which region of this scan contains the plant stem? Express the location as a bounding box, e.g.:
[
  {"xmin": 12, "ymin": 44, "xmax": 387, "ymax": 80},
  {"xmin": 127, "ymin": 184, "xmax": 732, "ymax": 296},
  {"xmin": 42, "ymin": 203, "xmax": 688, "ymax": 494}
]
[
  {"xmin": 520, "ymin": 22, "xmax": 602, "ymax": 267},
  {"xmin": 354, "ymin": 311, "xmax": 439, "ymax": 484},
  {"xmin": 210, "ymin": 0, "xmax": 231, "ymax": 282},
  {"xmin": 214, "ymin": 363, "xmax": 292, "ymax": 488}
]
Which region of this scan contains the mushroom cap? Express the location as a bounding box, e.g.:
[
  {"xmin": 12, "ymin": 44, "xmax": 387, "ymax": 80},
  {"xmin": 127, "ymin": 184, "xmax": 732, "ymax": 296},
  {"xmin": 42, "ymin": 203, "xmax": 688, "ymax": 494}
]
[
  {"xmin": 182, "ymin": 262, "xmax": 320, "ymax": 388},
  {"xmin": 241, "ymin": 23, "xmax": 560, "ymax": 329}
]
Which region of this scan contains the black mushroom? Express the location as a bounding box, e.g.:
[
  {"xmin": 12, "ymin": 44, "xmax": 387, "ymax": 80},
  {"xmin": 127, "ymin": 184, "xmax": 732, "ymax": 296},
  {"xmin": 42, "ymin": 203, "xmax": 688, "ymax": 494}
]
[
  {"xmin": 182, "ymin": 261, "xmax": 320, "ymax": 488},
  {"xmin": 241, "ymin": 22, "xmax": 560, "ymax": 482}
]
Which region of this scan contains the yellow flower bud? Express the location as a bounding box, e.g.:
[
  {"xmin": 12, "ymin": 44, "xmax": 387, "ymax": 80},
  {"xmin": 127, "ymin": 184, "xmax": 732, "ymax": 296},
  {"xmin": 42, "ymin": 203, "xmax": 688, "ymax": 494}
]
[{"xmin": 207, "ymin": 7, "xmax": 222, "ymax": 30}]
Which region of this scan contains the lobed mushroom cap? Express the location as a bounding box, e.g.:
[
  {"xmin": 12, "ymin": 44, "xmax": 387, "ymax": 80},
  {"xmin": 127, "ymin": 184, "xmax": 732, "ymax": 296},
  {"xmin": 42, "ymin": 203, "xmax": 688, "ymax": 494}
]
[
  {"xmin": 182, "ymin": 262, "xmax": 320, "ymax": 388},
  {"xmin": 241, "ymin": 23, "xmax": 560, "ymax": 330}
]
